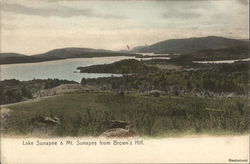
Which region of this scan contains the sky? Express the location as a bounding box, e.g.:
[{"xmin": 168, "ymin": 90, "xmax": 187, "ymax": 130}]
[{"xmin": 1, "ymin": 0, "xmax": 249, "ymax": 55}]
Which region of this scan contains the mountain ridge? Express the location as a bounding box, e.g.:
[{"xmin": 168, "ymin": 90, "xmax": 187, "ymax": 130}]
[
  {"xmin": 0, "ymin": 53, "xmax": 27, "ymax": 58},
  {"xmin": 1, "ymin": 36, "xmax": 248, "ymax": 64},
  {"xmin": 131, "ymin": 36, "xmax": 248, "ymax": 54},
  {"xmin": 0, "ymin": 47, "xmax": 138, "ymax": 64}
]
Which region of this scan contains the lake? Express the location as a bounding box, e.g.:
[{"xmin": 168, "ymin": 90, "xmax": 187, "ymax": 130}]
[
  {"xmin": 0, "ymin": 56, "xmax": 135, "ymax": 82},
  {"xmin": 137, "ymin": 53, "xmax": 170, "ymax": 56},
  {"xmin": 193, "ymin": 58, "xmax": 250, "ymax": 64}
]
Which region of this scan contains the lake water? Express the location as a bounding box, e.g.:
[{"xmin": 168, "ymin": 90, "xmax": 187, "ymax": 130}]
[
  {"xmin": 193, "ymin": 58, "xmax": 250, "ymax": 64},
  {"xmin": 0, "ymin": 56, "xmax": 135, "ymax": 82},
  {"xmin": 137, "ymin": 53, "xmax": 170, "ymax": 56},
  {"xmin": 139, "ymin": 57, "xmax": 170, "ymax": 60},
  {"xmin": 136, "ymin": 53, "xmax": 170, "ymax": 60}
]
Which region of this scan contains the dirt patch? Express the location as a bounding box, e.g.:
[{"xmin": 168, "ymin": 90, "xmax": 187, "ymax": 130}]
[
  {"xmin": 100, "ymin": 128, "xmax": 137, "ymax": 138},
  {"xmin": 34, "ymin": 84, "xmax": 98, "ymax": 98}
]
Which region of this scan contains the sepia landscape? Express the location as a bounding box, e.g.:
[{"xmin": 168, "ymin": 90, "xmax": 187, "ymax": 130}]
[
  {"xmin": 1, "ymin": 35, "xmax": 249, "ymax": 138},
  {"xmin": 0, "ymin": 0, "xmax": 249, "ymax": 139}
]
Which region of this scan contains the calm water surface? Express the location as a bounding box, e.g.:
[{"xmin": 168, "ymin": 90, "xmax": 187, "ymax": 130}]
[
  {"xmin": 1, "ymin": 56, "xmax": 135, "ymax": 82},
  {"xmin": 193, "ymin": 58, "xmax": 250, "ymax": 64}
]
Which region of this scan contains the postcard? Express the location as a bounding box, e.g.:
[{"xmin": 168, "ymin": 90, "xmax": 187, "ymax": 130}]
[{"xmin": 0, "ymin": 0, "xmax": 249, "ymax": 163}]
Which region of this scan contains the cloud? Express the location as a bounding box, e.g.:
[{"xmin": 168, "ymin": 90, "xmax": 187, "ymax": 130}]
[
  {"xmin": 162, "ymin": 10, "xmax": 201, "ymax": 19},
  {"xmin": 159, "ymin": 1, "xmax": 209, "ymax": 20},
  {"xmin": 1, "ymin": 0, "xmax": 248, "ymax": 54},
  {"xmin": 1, "ymin": 2, "xmax": 124, "ymax": 19},
  {"xmin": 237, "ymin": 0, "xmax": 248, "ymax": 5}
]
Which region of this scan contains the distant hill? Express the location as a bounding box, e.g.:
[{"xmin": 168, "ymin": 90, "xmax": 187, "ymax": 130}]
[
  {"xmin": 132, "ymin": 36, "xmax": 248, "ymax": 54},
  {"xmin": 0, "ymin": 48, "xmax": 138, "ymax": 64},
  {"xmin": 130, "ymin": 46, "xmax": 145, "ymax": 53},
  {"xmin": 33, "ymin": 47, "xmax": 119, "ymax": 59},
  {"xmin": 241, "ymin": 39, "xmax": 249, "ymax": 42},
  {"xmin": 0, "ymin": 53, "xmax": 26, "ymax": 58},
  {"xmin": 1, "ymin": 36, "xmax": 248, "ymax": 65}
]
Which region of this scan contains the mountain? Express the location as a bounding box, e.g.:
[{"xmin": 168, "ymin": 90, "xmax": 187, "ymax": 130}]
[
  {"xmin": 132, "ymin": 36, "xmax": 248, "ymax": 54},
  {"xmin": 241, "ymin": 39, "xmax": 249, "ymax": 42},
  {"xmin": 0, "ymin": 53, "xmax": 26, "ymax": 58},
  {"xmin": 0, "ymin": 47, "xmax": 139, "ymax": 64},
  {"xmin": 130, "ymin": 46, "xmax": 145, "ymax": 53},
  {"xmin": 1, "ymin": 36, "xmax": 248, "ymax": 65},
  {"xmin": 33, "ymin": 47, "xmax": 134, "ymax": 59}
]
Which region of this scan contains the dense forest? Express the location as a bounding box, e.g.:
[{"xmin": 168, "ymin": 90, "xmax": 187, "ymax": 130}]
[
  {"xmin": 0, "ymin": 79, "xmax": 77, "ymax": 105},
  {"xmin": 170, "ymin": 46, "xmax": 249, "ymax": 63},
  {"xmin": 77, "ymin": 59, "xmax": 159, "ymax": 74},
  {"xmin": 80, "ymin": 61, "xmax": 249, "ymax": 96}
]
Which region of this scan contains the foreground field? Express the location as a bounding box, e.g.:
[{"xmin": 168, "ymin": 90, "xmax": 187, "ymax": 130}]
[{"xmin": 4, "ymin": 92, "xmax": 249, "ymax": 137}]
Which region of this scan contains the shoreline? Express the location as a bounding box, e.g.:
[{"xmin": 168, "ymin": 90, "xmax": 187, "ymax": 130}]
[{"xmin": 0, "ymin": 54, "xmax": 139, "ymax": 65}]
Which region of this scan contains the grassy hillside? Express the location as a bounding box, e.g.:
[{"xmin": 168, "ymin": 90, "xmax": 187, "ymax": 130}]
[
  {"xmin": 77, "ymin": 59, "xmax": 159, "ymax": 74},
  {"xmin": 6, "ymin": 92, "xmax": 248, "ymax": 137}
]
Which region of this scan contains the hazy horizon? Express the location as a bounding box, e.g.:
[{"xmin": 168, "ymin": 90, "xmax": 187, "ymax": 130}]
[{"xmin": 1, "ymin": 0, "xmax": 248, "ymax": 55}]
